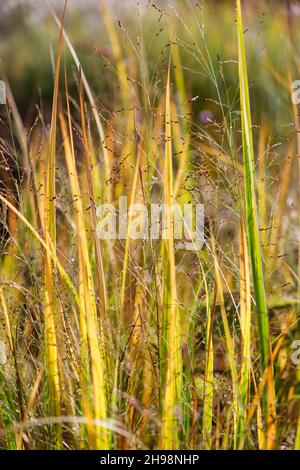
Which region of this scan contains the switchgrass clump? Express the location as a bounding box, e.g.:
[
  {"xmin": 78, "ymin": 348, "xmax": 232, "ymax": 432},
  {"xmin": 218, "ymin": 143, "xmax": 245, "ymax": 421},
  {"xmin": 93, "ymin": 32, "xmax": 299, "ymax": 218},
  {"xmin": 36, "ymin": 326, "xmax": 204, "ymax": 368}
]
[{"xmin": 0, "ymin": 0, "xmax": 299, "ymax": 450}]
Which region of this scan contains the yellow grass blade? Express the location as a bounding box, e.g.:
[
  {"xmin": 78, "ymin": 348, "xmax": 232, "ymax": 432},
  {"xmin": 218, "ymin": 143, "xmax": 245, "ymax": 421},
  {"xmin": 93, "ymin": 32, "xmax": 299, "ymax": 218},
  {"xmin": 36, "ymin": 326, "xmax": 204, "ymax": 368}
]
[
  {"xmin": 210, "ymin": 226, "xmax": 240, "ymax": 447},
  {"xmin": 59, "ymin": 83, "xmax": 109, "ymax": 448},
  {"xmin": 43, "ymin": 2, "xmax": 67, "ymax": 446},
  {"xmin": 237, "ymin": 217, "xmax": 251, "ymax": 447}
]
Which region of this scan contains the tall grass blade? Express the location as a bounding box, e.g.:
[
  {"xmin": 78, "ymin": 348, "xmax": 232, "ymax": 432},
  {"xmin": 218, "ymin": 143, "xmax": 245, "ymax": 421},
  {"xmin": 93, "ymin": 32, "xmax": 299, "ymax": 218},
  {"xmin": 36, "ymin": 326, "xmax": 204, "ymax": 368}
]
[
  {"xmin": 236, "ymin": 0, "xmax": 276, "ymax": 448},
  {"xmin": 43, "ymin": 2, "xmax": 67, "ymax": 447},
  {"xmin": 160, "ymin": 65, "xmax": 182, "ymax": 450}
]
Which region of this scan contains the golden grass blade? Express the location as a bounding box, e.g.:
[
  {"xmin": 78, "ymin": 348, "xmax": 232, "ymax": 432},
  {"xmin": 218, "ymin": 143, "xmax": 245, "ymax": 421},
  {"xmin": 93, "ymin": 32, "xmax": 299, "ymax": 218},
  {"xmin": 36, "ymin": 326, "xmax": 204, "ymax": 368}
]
[
  {"xmin": 16, "ymin": 364, "xmax": 45, "ymax": 449},
  {"xmin": 160, "ymin": 65, "xmax": 182, "ymax": 450},
  {"xmin": 237, "ymin": 217, "xmax": 251, "ymax": 447},
  {"xmin": 48, "ymin": 2, "xmax": 110, "ymax": 185},
  {"xmin": 210, "ymin": 228, "xmax": 240, "ymax": 447},
  {"xmin": 43, "ymin": 2, "xmax": 67, "ymax": 446},
  {"xmin": 268, "ymin": 144, "xmax": 293, "ymax": 276},
  {"xmin": 236, "ymin": 0, "xmax": 276, "ymax": 448},
  {"xmin": 120, "ymin": 149, "xmax": 141, "ymax": 315},
  {"xmin": 257, "ymin": 125, "xmax": 269, "ymax": 254},
  {"xmin": 296, "ymin": 408, "xmax": 300, "ymax": 449}
]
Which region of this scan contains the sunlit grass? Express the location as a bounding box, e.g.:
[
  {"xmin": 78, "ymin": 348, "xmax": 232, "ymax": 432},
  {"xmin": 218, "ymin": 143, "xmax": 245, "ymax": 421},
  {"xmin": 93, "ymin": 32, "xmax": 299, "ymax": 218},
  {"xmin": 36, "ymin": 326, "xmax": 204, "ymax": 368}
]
[{"xmin": 0, "ymin": 0, "xmax": 299, "ymax": 450}]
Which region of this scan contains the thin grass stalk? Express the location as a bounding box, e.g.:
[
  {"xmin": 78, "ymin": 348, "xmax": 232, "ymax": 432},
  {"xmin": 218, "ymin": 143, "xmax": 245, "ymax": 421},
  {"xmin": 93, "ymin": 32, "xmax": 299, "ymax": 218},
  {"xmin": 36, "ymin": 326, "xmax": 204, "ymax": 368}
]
[
  {"xmin": 290, "ymin": 69, "xmax": 300, "ymax": 451},
  {"xmin": 257, "ymin": 125, "xmax": 269, "ymax": 256},
  {"xmin": 49, "ymin": 3, "xmax": 110, "ymax": 192},
  {"xmin": 268, "ymin": 145, "xmax": 292, "ymax": 275},
  {"xmin": 296, "ymin": 409, "xmax": 300, "ymax": 449},
  {"xmin": 202, "ymin": 286, "xmax": 214, "ymax": 449},
  {"xmin": 237, "ymin": 218, "xmax": 251, "ymax": 448},
  {"xmin": 99, "ymin": 0, "xmax": 129, "ymax": 105},
  {"xmin": 59, "ymin": 89, "xmax": 109, "ymax": 448},
  {"xmin": 160, "ymin": 66, "xmax": 182, "ymax": 450},
  {"xmin": 59, "ymin": 105, "xmax": 95, "ymax": 447},
  {"xmin": 78, "ymin": 77, "xmax": 108, "ymax": 326}
]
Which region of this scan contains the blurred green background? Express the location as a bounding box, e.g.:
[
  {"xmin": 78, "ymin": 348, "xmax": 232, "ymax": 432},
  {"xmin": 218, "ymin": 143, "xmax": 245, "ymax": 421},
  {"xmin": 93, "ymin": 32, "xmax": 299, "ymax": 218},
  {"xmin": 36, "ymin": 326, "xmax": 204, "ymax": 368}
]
[{"xmin": 0, "ymin": 0, "xmax": 299, "ymax": 134}]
